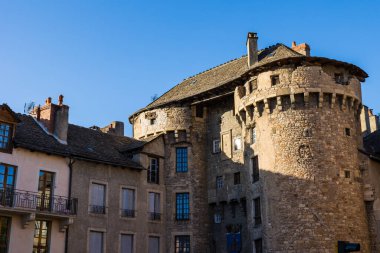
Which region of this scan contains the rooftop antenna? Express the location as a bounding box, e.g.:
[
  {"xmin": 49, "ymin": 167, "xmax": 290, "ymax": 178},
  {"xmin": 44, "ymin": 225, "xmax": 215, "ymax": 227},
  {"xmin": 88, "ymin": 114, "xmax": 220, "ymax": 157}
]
[{"xmin": 24, "ymin": 102, "xmax": 35, "ymax": 114}]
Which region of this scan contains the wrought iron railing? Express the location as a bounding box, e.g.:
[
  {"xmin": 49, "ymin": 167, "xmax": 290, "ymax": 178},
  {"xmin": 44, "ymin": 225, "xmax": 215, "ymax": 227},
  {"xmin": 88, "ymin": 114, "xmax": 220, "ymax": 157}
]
[
  {"xmin": 89, "ymin": 205, "xmax": 106, "ymax": 214},
  {"xmin": 148, "ymin": 212, "xmax": 161, "ymax": 221},
  {"xmin": 121, "ymin": 209, "xmax": 135, "ymax": 218},
  {"xmin": 0, "ymin": 189, "xmax": 77, "ymax": 215}
]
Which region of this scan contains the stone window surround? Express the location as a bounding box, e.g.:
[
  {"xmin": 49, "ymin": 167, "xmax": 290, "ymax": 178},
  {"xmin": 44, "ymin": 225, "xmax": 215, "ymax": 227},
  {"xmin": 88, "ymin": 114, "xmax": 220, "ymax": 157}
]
[
  {"xmin": 233, "ymin": 136, "xmax": 242, "ymax": 152},
  {"xmin": 119, "ymin": 185, "xmax": 137, "ymax": 220},
  {"xmin": 174, "ymin": 146, "xmax": 190, "ymax": 174},
  {"xmin": 119, "ymin": 231, "xmax": 136, "ymax": 253},
  {"xmin": 146, "ymin": 188, "xmax": 164, "ymax": 223},
  {"xmin": 87, "ymin": 227, "xmax": 106, "ymax": 253},
  {"xmin": 173, "ymin": 188, "xmax": 193, "ymax": 222},
  {"xmin": 147, "ymin": 157, "xmax": 160, "ymax": 184},
  {"xmin": 212, "ymin": 139, "xmax": 221, "ymax": 154},
  {"xmin": 88, "ymin": 179, "xmax": 109, "ymax": 215},
  {"xmin": 171, "ymin": 232, "xmax": 193, "ymax": 253},
  {"xmin": 147, "ymin": 233, "xmax": 161, "ymax": 253}
]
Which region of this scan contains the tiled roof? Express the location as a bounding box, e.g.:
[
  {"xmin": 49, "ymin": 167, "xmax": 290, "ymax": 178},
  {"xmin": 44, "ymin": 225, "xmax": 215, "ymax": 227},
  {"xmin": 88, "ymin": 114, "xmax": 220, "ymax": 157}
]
[
  {"xmin": 13, "ymin": 115, "xmax": 145, "ymax": 169},
  {"xmin": 364, "ymin": 130, "xmax": 380, "ymax": 158},
  {"xmin": 133, "ymin": 44, "xmax": 302, "ymax": 115}
]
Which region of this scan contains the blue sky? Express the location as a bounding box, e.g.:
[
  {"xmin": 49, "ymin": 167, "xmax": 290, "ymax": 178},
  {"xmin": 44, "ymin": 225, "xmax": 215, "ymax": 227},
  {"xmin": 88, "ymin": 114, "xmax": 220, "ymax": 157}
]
[{"xmin": 1, "ymin": 1, "xmax": 379, "ymax": 135}]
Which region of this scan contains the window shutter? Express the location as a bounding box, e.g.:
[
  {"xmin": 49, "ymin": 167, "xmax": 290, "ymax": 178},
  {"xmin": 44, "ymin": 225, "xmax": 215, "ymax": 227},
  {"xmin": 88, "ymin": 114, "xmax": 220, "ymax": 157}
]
[
  {"xmin": 89, "ymin": 231, "xmax": 103, "ymax": 253},
  {"xmin": 120, "ymin": 234, "xmax": 133, "ymax": 253}
]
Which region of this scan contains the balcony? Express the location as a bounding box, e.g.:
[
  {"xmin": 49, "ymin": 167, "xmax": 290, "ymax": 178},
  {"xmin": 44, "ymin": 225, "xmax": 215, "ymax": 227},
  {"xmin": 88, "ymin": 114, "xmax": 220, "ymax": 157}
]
[
  {"xmin": 121, "ymin": 209, "xmax": 135, "ymax": 218},
  {"xmin": 89, "ymin": 205, "xmax": 106, "ymax": 214},
  {"xmin": 0, "ymin": 189, "xmax": 77, "ymax": 216},
  {"xmin": 148, "ymin": 212, "xmax": 161, "ymax": 221}
]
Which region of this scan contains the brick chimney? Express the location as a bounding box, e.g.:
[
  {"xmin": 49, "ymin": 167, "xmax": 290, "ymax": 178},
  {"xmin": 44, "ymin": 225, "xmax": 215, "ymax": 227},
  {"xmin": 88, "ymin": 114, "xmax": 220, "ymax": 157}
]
[
  {"xmin": 100, "ymin": 121, "xmax": 124, "ymax": 136},
  {"xmin": 247, "ymin": 32, "xmax": 258, "ymax": 67},
  {"xmin": 291, "ymin": 41, "xmax": 310, "ymax": 56},
  {"xmin": 31, "ymin": 95, "xmax": 69, "ymax": 143}
]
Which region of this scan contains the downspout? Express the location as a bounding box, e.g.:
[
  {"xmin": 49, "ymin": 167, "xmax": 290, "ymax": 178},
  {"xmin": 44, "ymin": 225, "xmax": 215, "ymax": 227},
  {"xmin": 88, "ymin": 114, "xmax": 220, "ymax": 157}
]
[{"xmin": 65, "ymin": 157, "xmax": 75, "ymax": 253}]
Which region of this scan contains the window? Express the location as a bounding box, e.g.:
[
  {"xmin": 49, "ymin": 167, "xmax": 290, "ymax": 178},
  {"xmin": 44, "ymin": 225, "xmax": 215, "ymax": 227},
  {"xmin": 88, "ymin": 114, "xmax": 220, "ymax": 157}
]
[
  {"xmin": 214, "ymin": 213, "xmax": 222, "ymax": 224},
  {"xmin": 176, "ymin": 193, "xmax": 190, "ymax": 220},
  {"xmin": 254, "ymin": 238, "xmax": 262, "ymax": 253},
  {"xmin": 251, "ymin": 127, "xmax": 256, "ymax": 144},
  {"xmin": 89, "ymin": 231, "xmax": 104, "ymax": 253},
  {"xmin": 345, "ymin": 128, "xmax": 351, "ymax": 136},
  {"xmin": 254, "ymin": 198, "xmax": 261, "ymax": 226},
  {"xmin": 90, "ymin": 183, "xmax": 106, "ymax": 214},
  {"xmin": 234, "ymin": 172, "xmax": 241, "ymax": 185},
  {"xmin": 345, "ymin": 170, "xmax": 351, "ymax": 179},
  {"xmin": 335, "ymin": 73, "xmax": 345, "ymax": 84},
  {"xmin": 175, "ymin": 235, "xmax": 190, "ymax": 253},
  {"xmin": 33, "ymin": 220, "xmax": 50, "ymax": 253},
  {"xmin": 195, "ymin": 105, "xmax": 203, "ymax": 118},
  {"xmin": 252, "ymin": 156, "xmax": 259, "ymax": 183},
  {"xmin": 176, "ymin": 148, "xmax": 188, "ymax": 172},
  {"xmin": 120, "ymin": 234, "xmax": 133, "ymax": 253},
  {"xmin": 148, "ymin": 236, "xmax": 160, "ymax": 253},
  {"xmin": 149, "ymin": 192, "xmax": 161, "ymax": 220},
  {"xmin": 38, "ymin": 171, "xmax": 54, "ymax": 211},
  {"xmin": 213, "ymin": 139, "xmax": 221, "ymax": 153},
  {"xmin": 121, "ymin": 188, "xmax": 135, "ymax": 218},
  {"xmin": 0, "ymin": 122, "xmax": 12, "ymax": 152},
  {"xmin": 271, "ymin": 75, "xmax": 280, "ymax": 86},
  {"xmin": 0, "ymin": 216, "xmax": 10, "ymax": 253},
  {"xmin": 148, "ymin": 158, "xmax": 159, "ymax": 184},
  {"xmin": 0, "ymin": 164, "xmax": 16, "ymax": 207},
  {"xmin": 233, "ymin": 137, "xmax": 241, "ymax": 151},
  {"xmin": 150, "ymin": 118, "xmax": 156, "ymax": 125},
  {"xmin": 248, "ymin": 79, "xmax": 257, "ymax": 93},
  {"xmin": 231, "ymin": 203, "xmax": 236, "ymax": 218},
  {"xmin": 216, "ymin": 176, "xmax": 223, "ymax": 190}
]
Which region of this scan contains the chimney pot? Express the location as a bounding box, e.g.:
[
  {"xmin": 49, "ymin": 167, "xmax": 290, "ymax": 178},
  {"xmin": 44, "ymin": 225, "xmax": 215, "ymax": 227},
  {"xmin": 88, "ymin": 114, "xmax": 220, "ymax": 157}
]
[
  {"xmin": 46, "ymin": 97, "xmax": 52, "ymax": 104},
  {"xmin": 59, "ymin": 95, "xmax": 64, "ymax": 106},
  {"xmin": 292, "ymin": 41, "xmax": 297, "ymax": 47},
  {"xmin": 246, "ymin": 32, "xmax": 259, "ymax": 67},
  {"xmin": 36, "ymin": 105, "xmax": 41, "ymax": 121},
  {"xmin": 291, "ymin": 41, "xmax": 311, "ymax": 56}
]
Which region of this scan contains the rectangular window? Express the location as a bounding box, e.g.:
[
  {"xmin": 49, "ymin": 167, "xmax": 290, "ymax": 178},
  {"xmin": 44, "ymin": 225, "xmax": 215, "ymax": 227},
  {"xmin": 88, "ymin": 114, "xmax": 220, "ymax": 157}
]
[
  {"xmin": 271, "ymin": 75, "xmax": 280, "ymax": 86},
  {"xmin": 0, "ymin": 216, "xmax": 10, "ymax": 253},
  {"xmin": 254, "ymin": 238, "xmax": 262, "ymax": 253},
  {"xmin": 344, "ymin": 170, "xmax": 351, "ymax": 179},
  {"xmin": 150, "ymin": 118, "xmax": 156, "ymax": 125},
  {"xmin": 148, "ymin": 236, "xmax": 160, "ymax": 253},
  {"xmin": 216, "ymin": 176, "xmax": 223, "ymax": 190},
  {"xmin": 252, "ymin": 156, "xmax": 259, "ymax": 183},
  {"xmin": 149, "ymin": 192, "xmax": 161, "ymax": 221},
  {"xmin": 0, "ymin": 122, "xmax": 12, "ymax": 152},
  {"xmin": 121, "ymin": 188, "xmax": 135, "ymax": 218},
  {"xmin": 251, "ymin": 127, "xmax": 256, "ymax": 144},
  {"xmin": 214, "ymin": 213, "xmax": 222, "ymax": 224},
  {"xmin": 175, "ymin": 235, "xmax": 190, "ymax": 253},
  {"xmin": 38, "ymin": 171, "xmax": 54, "ymax": 211},
  {"xmin": 176, "ymin": 148, "xmax": 188, "ymax": 172},
  {"xmin": 195, "ymin": 105, "xmax": 203, "ymax": 118},
  {"xmin": 176, "ymin": 193, "xmax": 190, "ymax": 220},
  {"xmin": 33, "ymin": 220, "xmax": 50, "ymax": 253},
  {"xmin": 233, "ymin": 137, "xmax": 241, "ymax": 151},
  {"xmin": 213, "ymin": 139, "xmax": 221, "ymax": 153},
  {"xmin": 254, "ymin": 198, "xmax": 262, "ymax": 226},
  {"xmin": 0, "ymin": 164, "xmax": 16, "ymax": 207},
  {"xmin": 90, "ymin": 183, "xmax": 106, "ymax": 214},
  {"xmin": 89, "ymin": 231, "xmax": 104, "ymax": 253},
  {"xmin": 148, "ymin": 158, "xmax": 159, "ymax": 184},
  {"xmin": 120, "ymin": 234, "xmax": 133, "ymax": 253},
  {"xmin": 345, "ymin": 128, "xmax": 351, "ymax": 136},
  {"xmin": 335, "ymin": 73, "xmax": 345, "ymax": 84},
  {"xmin": 234, "ymin": 172, "xmax": 241, "ymax": 185}
]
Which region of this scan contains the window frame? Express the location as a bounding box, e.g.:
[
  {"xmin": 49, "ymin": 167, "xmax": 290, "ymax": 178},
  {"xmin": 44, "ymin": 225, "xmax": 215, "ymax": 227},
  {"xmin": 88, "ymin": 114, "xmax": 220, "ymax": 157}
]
[
  {"xmin": 216, "ymin": 176, "xmax": 223, "ymax": 190},
  {"xmin": 88, "ymin": 229, "xmax": 105, "ymax": 253},
  {"xmin": 89, "ymin": 181, "xmax": 107, "ymax": 215},
  {"xmin": 120, "ymin": 233, "xmax": 134, "ymax": 253},
  {"xmin": 174, "ymin": 235, "xmax": 191, "ymax": 253},
  {"xmin": 271, "ymin": 75, "xmax": 280, "ymax": 86},
  {"xmin": 254, "ymin": 238, "xmax": 263, "ymax": 253},
  {"xmin": 0, "ymin": 216, "xmax": 10, "ymax": 253},
  {"xmin": 233, "ymin": 172, "xmax": 241, "ymax": 185},
  {"xmin": 147, "ymin": 157, "xmax": 159, "ymax": 184},
  {"xmin": 121, "ymin": 187, "xmax": 136, "ymax": 218},
  {"xmin": 251, "ymin": 127, "xmax": 256, "ymax": 144},
  {"xmin": 33, "ymin": 220, "xmax": 51, "ymax": 253},
  {"xmin": 233, "ymin": 136, "xmax": 242, "ymax": 151},
  {"xmin": 175, "ymin": 192, "xmax": 190, "ymax": 221},
  {"xmin": 0, "ymin": 121, "xmax": 13, "ymax": 153},
  {"xmin": 254, "ymin": 197, "xmax": 262, "ymax": 226},
  {"xmin": 148, "ymin": 192, "xmax": 161, "ymax": 221},
  {"xmin": 212, "ymin": 139, "xmax": 221, "ymax": 154},
  {"xmin": 148, "ymin": 236, "xmax": 160, "ymax": 253},
  {"xmin": 252, "ymin": 156, "xmax": 259, "ymax": 183},
  {"xmin": 176, "ymin": 147, "xmax": 188, "ymax": 173}
]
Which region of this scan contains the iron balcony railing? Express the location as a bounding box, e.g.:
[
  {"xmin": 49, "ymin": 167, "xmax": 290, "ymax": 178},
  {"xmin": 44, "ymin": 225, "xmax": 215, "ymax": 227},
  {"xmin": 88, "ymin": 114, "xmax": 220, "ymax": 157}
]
[
  {"xmin": 0, "ymin": 188, "xmax": 77, "ymax": 215},
  {"xmin": 148, "ymin": 212, "xmax": 161, "ymax": 221},
  {"xmin": 121, "ymin": 209, "xmax": 135, "ymax": 218},
  {"xmin": 89, "ymin": 205, "xmax": 106, "ymax": 214}
]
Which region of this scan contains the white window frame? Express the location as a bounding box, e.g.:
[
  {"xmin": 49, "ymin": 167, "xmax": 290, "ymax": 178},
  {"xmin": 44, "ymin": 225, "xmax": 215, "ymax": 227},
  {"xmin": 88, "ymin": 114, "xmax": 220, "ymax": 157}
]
[
  {"xmin": 212, "ymin": 139, "xmax": 221, "ymax": 153},
  {"xmin": 233, "ymin": 136, "xmax": 242, "ymax": 151}
]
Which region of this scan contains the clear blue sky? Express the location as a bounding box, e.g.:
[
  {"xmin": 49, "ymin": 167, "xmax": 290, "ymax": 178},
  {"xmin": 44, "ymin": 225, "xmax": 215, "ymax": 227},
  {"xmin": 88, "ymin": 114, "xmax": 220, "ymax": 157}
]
[{"xmin": 1, "ymin": 1, "xmax": 379, "ymax": 136}]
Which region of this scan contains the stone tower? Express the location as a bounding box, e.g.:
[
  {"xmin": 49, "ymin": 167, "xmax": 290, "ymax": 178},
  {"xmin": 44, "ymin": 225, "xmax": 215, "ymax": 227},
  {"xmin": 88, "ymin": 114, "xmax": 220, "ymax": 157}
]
[{"xmin": 130, "ymin": 33, "xmax": 371, "ymax": 252}]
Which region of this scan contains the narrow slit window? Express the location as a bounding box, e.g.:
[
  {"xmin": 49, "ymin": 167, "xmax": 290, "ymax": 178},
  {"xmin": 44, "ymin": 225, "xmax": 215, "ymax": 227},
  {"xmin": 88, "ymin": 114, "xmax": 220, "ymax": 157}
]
[{"xmin": 271, "ymin": 75, "xmax": 280, "ymax": 86}]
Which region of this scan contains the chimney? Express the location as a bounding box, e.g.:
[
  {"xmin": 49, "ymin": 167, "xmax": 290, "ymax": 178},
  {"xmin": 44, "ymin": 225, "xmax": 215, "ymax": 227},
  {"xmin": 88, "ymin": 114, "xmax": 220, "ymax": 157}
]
[
  {"xmin": 247, "ymin": 32, "xmax": 258, "ymax": 67},
  {"xmin": 30, "ymin": 95, "xmax": 69, "ymax": 143},
  {"xmin": 100, "ymin": 121, "xmax": 125, "ymax": 136},
  {"xmin": 291, "ymin": 41, "xmax": 311, "ymax": 56}
]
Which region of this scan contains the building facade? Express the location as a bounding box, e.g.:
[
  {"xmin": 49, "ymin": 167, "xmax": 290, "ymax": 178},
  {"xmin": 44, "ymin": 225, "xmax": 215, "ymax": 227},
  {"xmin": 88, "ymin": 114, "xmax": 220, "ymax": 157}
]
[{"xmin": 130, "ymin": 33, "xmax": 379, "ymax": 252}]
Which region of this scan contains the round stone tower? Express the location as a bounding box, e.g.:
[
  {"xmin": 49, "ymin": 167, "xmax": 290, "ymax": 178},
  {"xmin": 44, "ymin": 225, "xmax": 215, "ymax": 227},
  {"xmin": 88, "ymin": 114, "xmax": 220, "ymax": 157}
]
[{"xmin": 235, "ymin": 57, "xmax": 370, "ymax": 252}]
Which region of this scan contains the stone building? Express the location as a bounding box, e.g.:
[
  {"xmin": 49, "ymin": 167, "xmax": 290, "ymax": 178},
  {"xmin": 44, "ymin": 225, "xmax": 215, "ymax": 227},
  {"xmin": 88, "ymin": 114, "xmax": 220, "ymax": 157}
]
[{"xmin": 130, "ymin": 32, "xmax": 379, "ymax": 252}]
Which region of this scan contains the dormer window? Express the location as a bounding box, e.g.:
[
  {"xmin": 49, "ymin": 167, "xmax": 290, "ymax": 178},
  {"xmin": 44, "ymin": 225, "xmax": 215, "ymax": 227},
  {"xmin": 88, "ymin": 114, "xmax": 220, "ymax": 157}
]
[{"xmin": 0, "ymin": 122, "xmax": 13, "ymax": 152}]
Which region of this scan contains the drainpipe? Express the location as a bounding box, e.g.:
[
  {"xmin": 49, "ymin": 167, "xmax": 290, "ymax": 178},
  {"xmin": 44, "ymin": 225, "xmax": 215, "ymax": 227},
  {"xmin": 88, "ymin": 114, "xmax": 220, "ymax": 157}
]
[{"xmin": 65, "ymin": 157, "xmax": 75, "ymax": 253}]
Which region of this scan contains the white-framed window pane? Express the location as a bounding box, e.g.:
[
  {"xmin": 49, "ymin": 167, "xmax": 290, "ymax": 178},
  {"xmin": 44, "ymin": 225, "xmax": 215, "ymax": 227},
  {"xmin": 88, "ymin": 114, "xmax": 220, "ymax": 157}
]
[
  {"xmin": 233, "ymin": 137, "xmax": 241, "ymax": 151},
  {"xmin": 121, "ymin": 234, "xmax": 133, "ymax": 253},
  {"xmin": 89, "ymin": 231, "xmax": 103, "ymax": 253},
  {"xmin": 213, "ymin": 139, "xmax": 220, "ymax": 153},
  {"xmin": 148, "ymin": 236, "xmax": 160, "ymax": 253}
]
